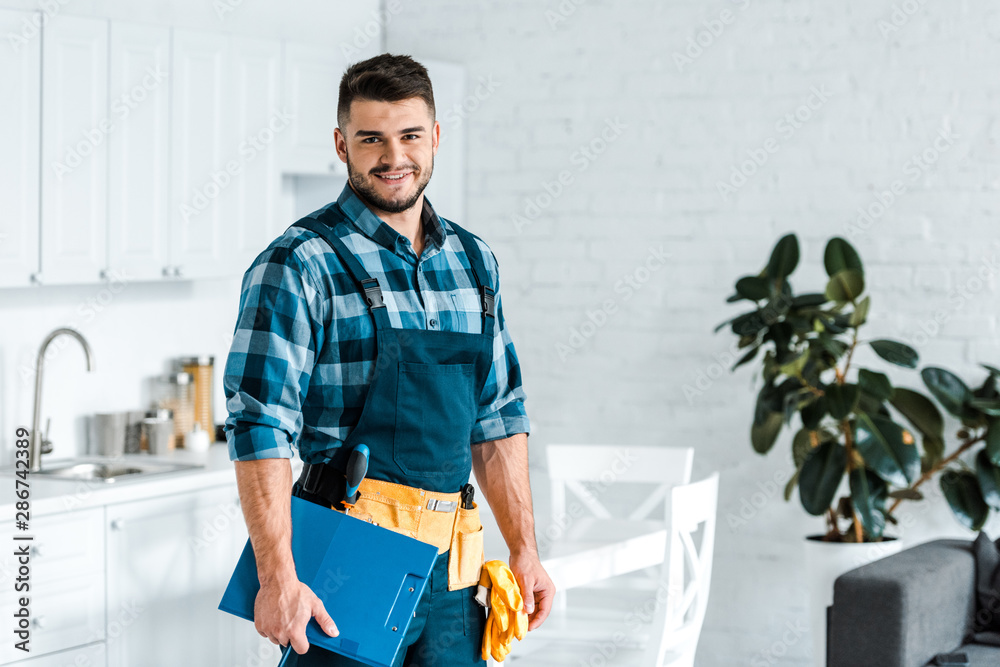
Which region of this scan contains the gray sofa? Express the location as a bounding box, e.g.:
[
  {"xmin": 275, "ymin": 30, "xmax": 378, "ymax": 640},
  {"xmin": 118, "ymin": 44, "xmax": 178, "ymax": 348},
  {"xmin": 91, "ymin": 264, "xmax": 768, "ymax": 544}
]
[{"xmin": 828, "ymin": 539, "xmax": 1000, "ymax": 667}]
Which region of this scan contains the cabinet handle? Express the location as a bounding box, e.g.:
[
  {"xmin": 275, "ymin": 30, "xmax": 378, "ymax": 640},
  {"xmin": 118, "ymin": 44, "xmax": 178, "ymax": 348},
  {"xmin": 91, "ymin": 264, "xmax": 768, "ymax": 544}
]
[
  {"xmin": 29, "ymin": 272, "xmax": 43, "ymax": 285},
  {"xmin": 173, "ymin": 266, "xmax": 183, "ymax": 278},
  {"xmin": 110, "ymin": 519, "xmax": 126, "ymax": 531},
  {"xmin": 99, "ymin": 269, "xmax": 109, "ymax": 281},
  {"xmin": 162, "ymin": 266, "xmax": 173, "ymax": 278},
  {"xmin": 32, "ymin": 616, "xmax": 46, "ymax": 629},
  {"xmin": 29, "ymin": 545, "xmax": 43, "ymax": 557},
  {"xmin": 329, "ymin": 161, "xmax": 341, "ymax": 172}
]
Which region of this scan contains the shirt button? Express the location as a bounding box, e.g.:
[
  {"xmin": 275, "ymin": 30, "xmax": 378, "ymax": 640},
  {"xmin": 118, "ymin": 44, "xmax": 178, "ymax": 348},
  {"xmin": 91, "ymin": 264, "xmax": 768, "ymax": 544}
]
[{"xmin": 429, "ymin": 318, "xmax": 437, "ymax": 327}]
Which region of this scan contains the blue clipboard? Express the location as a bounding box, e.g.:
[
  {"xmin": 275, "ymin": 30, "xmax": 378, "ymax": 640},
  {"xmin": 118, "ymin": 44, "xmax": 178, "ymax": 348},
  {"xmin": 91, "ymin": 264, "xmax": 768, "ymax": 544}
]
[{"xmin": 219, "ymin": 494, "xmax": 440, "ymax": 667}]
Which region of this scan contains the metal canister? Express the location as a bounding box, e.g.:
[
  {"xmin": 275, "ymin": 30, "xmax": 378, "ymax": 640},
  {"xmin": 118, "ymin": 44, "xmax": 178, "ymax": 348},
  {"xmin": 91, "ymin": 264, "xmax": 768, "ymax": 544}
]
[
  {"xmin": 179, "ymin": 356, "xmax": 215, "ymax": 441},
  {"xmin": 153, "ymin": 372, "xmax": 194, "ymax": 447}
]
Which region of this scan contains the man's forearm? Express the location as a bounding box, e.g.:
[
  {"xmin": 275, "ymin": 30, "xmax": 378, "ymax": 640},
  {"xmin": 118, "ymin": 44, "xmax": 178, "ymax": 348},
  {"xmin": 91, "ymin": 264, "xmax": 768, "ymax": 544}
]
[
  {"xmin": 470, "ymin": 432, "xmax": 537, "ymax": 558},
  {"xmin": 234, "ymin": 458, "xmax": 297, "ymax": 585}
]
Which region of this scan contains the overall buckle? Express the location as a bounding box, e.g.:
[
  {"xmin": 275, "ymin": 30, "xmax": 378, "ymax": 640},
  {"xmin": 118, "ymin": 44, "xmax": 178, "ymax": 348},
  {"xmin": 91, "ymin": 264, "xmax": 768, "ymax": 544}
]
[
  {"xmin": 361, "ymin": 278, "xmax": 386, "ymax": 310},
  {"xmin": 479, "ymin": 285, "xmax": 495, "ymax": 318}
]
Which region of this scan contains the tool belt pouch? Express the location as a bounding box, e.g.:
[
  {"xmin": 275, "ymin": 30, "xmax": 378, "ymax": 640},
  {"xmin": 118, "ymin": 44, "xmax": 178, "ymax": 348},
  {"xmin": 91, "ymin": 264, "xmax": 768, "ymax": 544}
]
[
  {"xmin": 447, "ymin": 500, "xmax": 485, "ymax": 591},
  {"xmin": 335, "ymin": 479, "xmax": 484, "ymax": 591}
]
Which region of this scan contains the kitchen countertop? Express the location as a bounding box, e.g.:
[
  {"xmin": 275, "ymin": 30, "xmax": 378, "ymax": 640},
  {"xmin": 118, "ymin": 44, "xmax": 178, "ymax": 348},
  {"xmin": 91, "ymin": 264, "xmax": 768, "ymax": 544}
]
[{"xmin": 0, "ymin": 445, "xmax": 304, "ymax": 519}]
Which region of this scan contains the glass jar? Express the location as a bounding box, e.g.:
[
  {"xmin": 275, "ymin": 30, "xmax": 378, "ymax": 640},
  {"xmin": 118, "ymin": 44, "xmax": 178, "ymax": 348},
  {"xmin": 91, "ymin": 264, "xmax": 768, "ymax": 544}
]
[{"xmin": 179, "ymin": 356, "xmax": 215, "ymax": 441}]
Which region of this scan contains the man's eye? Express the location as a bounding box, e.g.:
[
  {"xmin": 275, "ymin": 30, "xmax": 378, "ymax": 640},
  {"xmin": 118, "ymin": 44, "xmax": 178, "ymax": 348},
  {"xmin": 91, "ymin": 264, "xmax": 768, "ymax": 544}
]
[
  {"xmin": 404, "ymin": 134, "xmax": 419, "ymax": 140},
  {"xmin": 362, "ymin": 137, "xmax": 379, "ymax": 144}
]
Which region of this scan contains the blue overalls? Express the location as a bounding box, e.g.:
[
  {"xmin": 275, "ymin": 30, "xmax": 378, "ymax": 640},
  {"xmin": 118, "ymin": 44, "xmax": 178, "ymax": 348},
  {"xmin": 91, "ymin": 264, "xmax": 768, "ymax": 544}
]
[{"xmin": 287, "ymin": 202, "xmax": 492, "ymax": 666}]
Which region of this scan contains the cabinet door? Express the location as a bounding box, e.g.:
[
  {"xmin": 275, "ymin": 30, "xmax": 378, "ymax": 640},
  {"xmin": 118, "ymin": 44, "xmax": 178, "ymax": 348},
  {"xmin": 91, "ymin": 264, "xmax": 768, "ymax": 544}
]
[
  {"xmin": 105, "ymin": 486, "xmax": 247, "ymax": 667},
  {"xmin": 168, "ymin": 29, "xmax": 230, "ymax": 279},
  {"xmin": 107, "ymin": 22, "xmax": 171, "ymax": 282},
  {"xmin": 0, "ymin": 10, "xmax": 41, "ymax": 288},
  {"xmin": 282, "ymin": 43, "xmax": 347, "ymax": 175},
  {"xmin": 40, "ymin": 16, "xmax": 108, "ymax": 285},
  {"xmin": 10, "ymin": 642, "xmax": 106, "ymax": 667},
  {"xmin": 0, "ymin": 508, "xmax": 105, "ymax": 665},
  {"xmin": 226, "ymin": 36, "xmax": 284, "ymax": 276},
  {"xmin": 420, "ymin": 59, "xmax": 467, "ymax": 224}
]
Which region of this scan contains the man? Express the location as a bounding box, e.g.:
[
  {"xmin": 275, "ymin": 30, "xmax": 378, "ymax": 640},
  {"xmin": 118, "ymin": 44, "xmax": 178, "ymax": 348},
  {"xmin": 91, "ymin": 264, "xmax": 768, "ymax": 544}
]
[{"xmin": 223, "ymin": 53, "xmax": 555, "ymax": 666}]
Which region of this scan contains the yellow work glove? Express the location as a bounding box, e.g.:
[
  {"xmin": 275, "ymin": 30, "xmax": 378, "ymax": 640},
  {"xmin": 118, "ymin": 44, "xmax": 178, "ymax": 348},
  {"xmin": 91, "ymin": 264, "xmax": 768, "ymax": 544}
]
[{"xmin": 478, "ymin": 560, "xmax": 528, "ymax": 662}]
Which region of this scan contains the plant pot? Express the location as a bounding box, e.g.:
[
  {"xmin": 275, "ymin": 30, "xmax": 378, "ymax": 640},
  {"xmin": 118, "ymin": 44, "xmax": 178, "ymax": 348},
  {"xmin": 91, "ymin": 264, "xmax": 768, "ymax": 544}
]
[{"xmin": 804, "ymin": 534, "xmax": 904, "ymax": 666}]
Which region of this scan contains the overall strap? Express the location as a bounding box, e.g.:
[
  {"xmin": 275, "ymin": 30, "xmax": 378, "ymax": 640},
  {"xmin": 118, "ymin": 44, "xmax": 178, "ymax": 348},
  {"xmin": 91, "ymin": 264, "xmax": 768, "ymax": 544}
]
[
  {"xmin": 292, "ymin": 211, "xmax": 391, "ymax": 331},
  {"xmin": 447, "ymin": 221, "xmax": 496, "ymax": 338}
]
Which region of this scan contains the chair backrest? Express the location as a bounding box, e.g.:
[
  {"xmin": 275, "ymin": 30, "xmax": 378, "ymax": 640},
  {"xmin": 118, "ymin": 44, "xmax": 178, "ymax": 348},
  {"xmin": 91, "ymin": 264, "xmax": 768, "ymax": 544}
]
[
  {"xmin": 545, "ymin": 445, "xmax": 694, "ymax": 525},
  {"xmin": 643, "ymin": 472, "xmax": 719, "ymax": 667}
]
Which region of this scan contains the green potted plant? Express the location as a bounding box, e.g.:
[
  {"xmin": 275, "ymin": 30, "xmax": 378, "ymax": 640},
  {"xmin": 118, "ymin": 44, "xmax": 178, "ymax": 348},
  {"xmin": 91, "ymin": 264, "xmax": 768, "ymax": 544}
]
[{"xmin": 716, "ymin": 232, "xmax": 1000, "ymax": 660}]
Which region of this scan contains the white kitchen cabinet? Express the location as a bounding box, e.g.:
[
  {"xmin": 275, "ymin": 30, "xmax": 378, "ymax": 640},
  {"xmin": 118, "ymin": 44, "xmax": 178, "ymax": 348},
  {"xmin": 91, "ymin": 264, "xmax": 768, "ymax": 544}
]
[
  {"xmin": 421, "ymin": 59, "xmax": 467, "ymax": 224},
  {"xmin": 168, "ymin": 29, "xmax": 230, "ymax": 280},
  {"xmin": 0, "ymin": 508, "xmax": 105, "ymax": 665},
  {"xmin": 0, "ymin": 10, "xmax": 41, "ymax": 288},
  {"xmin": 12, "ymin": 642, "xmax": 105, "ymax": 667},
  {"xmin": 169, "ymin": 30, "xmax": 284, "ymax": 279},
  {"xmin": 40, "ymin": 16, "xmax": 109, "ymax": 286},
  {"xmin": 106, "ymin": 22, "xmax": 171, "ymax": 282},
  {"xmin": 104, "ymin": 485, "xmax": 250, "ymax": 667},
  {"xmin": 282, "ymin": 43, "xmax": 348, "ymax": 175},
  {"xmin": 225, "ymin": 36, "xmax": 285, "ymax": 275}
]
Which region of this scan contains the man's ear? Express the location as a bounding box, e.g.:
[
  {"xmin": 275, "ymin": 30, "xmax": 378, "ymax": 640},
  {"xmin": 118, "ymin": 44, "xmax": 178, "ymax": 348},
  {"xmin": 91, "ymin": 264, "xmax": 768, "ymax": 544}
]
[{"xmin": 333, "ymin": 127, "xmax": 349, "ymax": 163}]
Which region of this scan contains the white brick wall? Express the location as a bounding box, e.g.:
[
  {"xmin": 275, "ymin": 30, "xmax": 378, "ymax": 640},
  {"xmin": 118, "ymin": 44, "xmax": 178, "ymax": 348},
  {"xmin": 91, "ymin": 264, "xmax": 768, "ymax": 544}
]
[{"xmin": 388, "ymin": 1, "xmax": 1000, "ymax": 664}]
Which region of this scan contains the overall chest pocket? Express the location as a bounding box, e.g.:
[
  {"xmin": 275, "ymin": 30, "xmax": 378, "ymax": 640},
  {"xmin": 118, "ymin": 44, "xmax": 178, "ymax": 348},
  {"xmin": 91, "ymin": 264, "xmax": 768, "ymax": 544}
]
[{"xmin": 392, "ymin": 361, "xmax": 478, "ymax": 478}]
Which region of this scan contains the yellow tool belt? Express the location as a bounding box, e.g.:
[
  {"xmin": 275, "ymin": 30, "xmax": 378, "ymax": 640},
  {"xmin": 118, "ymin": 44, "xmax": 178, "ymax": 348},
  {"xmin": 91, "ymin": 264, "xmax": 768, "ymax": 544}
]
[{"xmin": 332, "ymin": 477, "xmax": 485, "ymax": 591}]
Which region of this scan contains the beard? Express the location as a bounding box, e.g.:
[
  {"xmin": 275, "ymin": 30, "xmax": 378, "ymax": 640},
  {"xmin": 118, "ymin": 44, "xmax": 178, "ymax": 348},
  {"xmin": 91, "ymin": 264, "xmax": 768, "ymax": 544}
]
[{"xmin": 346, "ymin": 150, "xmax": 434, "ymax": 215}]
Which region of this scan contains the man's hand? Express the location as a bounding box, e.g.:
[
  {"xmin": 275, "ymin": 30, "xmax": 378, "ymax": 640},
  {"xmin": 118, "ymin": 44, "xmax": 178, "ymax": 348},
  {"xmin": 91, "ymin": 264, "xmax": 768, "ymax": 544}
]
[
  {"xmin": 254, "ymin": 577, "xmax": 339, "ymax": 654},
  {"xmin": 509, "ymin": 551, "xmax": 555, "ymax": 631}
]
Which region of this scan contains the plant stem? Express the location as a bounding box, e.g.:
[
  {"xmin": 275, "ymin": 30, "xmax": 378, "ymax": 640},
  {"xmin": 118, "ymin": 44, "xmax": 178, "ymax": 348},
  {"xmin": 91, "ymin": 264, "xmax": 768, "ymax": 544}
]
[{"xmin": 886, "ymin": 433, "xmax": 987, "ymax": 515}]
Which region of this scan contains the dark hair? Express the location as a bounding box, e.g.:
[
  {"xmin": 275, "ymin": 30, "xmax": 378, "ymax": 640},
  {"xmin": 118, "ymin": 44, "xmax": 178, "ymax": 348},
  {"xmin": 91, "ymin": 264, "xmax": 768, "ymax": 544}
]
[{"xmin": 337, "ymin": 53, "xmax": 435, "ymax": 130}]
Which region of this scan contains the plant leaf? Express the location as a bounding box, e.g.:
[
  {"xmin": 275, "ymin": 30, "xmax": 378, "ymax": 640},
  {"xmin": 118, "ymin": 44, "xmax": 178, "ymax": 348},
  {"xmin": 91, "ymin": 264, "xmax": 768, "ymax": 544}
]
[
  {"xmin": 850, "ymin": 468, "xmax": 886, "ymax": 539},
  {"xmin": 784, "ymin": 468, "xmax": 800, "ymax": 501},
  {"xmin": 800, "ymin": 395, "xmax": 827, "ymax": 430},
  {"xmin": 888, "ymin": 387, "xmax": 944, "ymax": 440},
  {"xmin": 799, "ymin": 440, "xmax": 847, "ymax": 516},
  {"xmin": 987, "ymin": 418, "xmax": 1000, "ymax": 466},
  {"xmin": 976, "ymin": 450, "xmax": 1000, "ymax": 511},
  {"xmin": 854, "ymin": 413, "xmax": 921, "ymax": 487},
  {"xmin": 825, "ymin": 269, "xmax": 865, "ymax": 302},
  {"xmin": 969, "ymin": 397, "xmax": 1000, "ymax": 417},
  {"xmin": 888, "ymin": 488, "xmax": 924, "ymax": 500},
  {"xmin": 826, "ymin": 383, "xmax": 860, "ymax": 420},
  {"xmin": 766, "ymin": 234, "xmax": 800, "ymax": 281},
  {"xmin": 870, "ymin": 340, "xmax": 919, "ymax": 369},
  {"xmin": 751, "ymin": 412, "xmax": 784, "ymax": 454},
  {"xmin": 824, "ymin": 237, "xmax": 864, "ymax": 277},
  {"xmin": 921, "ymin": 367, "xmax": 972, "ymax": 417},
  {"xmin": 791, "ymin": 293, "xmax": 828, "ymax": 308},
  {"xmin": 858, "ymin": 368, "xmax": 894, "ymax": 401},
  {"xmin": 849, "ymin": 295, "xmax": 871, "ymax": 327},
  {"xmin": 732, "ymin": 346, "xmax": 759, "ymax": 371},
  {"xmin": 940, "ymin": 470, "xmax": 989, "ymax": 531},
  {"xmin": 735, "ymin": 276, "xmax": 771, "ymax": 301}
]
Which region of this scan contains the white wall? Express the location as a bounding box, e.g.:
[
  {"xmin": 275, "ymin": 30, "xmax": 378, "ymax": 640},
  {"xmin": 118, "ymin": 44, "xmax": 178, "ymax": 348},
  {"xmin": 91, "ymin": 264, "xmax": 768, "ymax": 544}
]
[
  {"xmin": 0, "ymin": 0, "xmax": 382, "ymax": 460},
  {"xmin": 386, "ymin": 1, "xmax": 1000, "ymax": 665}
]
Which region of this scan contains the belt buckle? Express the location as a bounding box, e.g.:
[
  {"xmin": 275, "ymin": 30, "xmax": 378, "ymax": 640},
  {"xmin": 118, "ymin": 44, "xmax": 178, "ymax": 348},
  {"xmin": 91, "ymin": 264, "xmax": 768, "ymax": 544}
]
[{"xmin": 426, "ymin": 498, "xmax": 458, "ymax": 512}]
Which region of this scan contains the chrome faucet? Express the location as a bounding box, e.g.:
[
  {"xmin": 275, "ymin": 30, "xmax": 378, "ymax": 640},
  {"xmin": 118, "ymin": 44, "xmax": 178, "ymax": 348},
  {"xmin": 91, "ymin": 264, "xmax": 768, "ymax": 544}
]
[{"xmin": 30, "ymin": 328, "xmax": 95, "ymax": 472}]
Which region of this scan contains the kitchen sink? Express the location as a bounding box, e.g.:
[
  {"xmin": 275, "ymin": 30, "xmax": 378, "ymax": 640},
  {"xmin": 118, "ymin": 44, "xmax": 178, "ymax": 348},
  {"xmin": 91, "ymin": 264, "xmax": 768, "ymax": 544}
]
[{"xmin": 26, "ymin": 458, "xmax": 203, "ymax": 483}]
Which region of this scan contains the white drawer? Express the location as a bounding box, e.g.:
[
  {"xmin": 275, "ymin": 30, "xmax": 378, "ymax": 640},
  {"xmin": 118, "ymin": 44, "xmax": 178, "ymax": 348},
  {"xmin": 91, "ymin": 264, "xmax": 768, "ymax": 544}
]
[
  {"xmin": 0, "ymin": 508, "xmax": 104, "ymax": 587},
  {"xmin": 0, "ymin": 574, "xmax": 105, "ymax": 664},
  {"xmin": 6, "ymin": 641, "xmax": 105, "ymax": 667}
]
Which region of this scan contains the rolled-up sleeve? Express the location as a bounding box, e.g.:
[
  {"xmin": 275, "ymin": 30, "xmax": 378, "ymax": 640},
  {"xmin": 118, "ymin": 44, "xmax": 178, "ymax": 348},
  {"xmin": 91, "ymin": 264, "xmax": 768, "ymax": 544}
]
[
  {"xmin": 223, "ymin": 246, "xmax": 324, "ymax": 461},
  {"xmin": 471, "ymin": 248, "xmax": 531, "ymax": 444}
]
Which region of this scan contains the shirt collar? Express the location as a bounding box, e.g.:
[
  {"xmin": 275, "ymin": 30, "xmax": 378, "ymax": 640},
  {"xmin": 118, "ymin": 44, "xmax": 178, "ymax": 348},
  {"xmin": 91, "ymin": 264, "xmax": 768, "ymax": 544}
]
[{"xmin": 336, "ymin": 182, "xmax": 446, "ymax": 258}]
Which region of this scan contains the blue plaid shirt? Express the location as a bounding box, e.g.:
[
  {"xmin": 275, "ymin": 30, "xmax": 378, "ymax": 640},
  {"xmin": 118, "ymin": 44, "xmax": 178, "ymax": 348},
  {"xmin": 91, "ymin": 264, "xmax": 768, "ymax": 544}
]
[{"xmin": 223, "ymin": 183, "xmax": 530, "ymax": 463}]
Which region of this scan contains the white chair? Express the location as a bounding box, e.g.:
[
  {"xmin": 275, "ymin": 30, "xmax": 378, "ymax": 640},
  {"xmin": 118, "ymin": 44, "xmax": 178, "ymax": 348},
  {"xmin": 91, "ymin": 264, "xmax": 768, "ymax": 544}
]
[{"xmin": 507, "ymin": 471, "xmax": 719, "ymax": 667}]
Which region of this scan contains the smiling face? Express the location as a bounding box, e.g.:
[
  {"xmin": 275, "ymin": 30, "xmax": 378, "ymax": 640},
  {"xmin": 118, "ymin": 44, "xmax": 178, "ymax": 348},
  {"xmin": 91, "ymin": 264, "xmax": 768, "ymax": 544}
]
[{"xmin": 335, "ymin": 97, "xmax": 439, "ymax": 215}]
